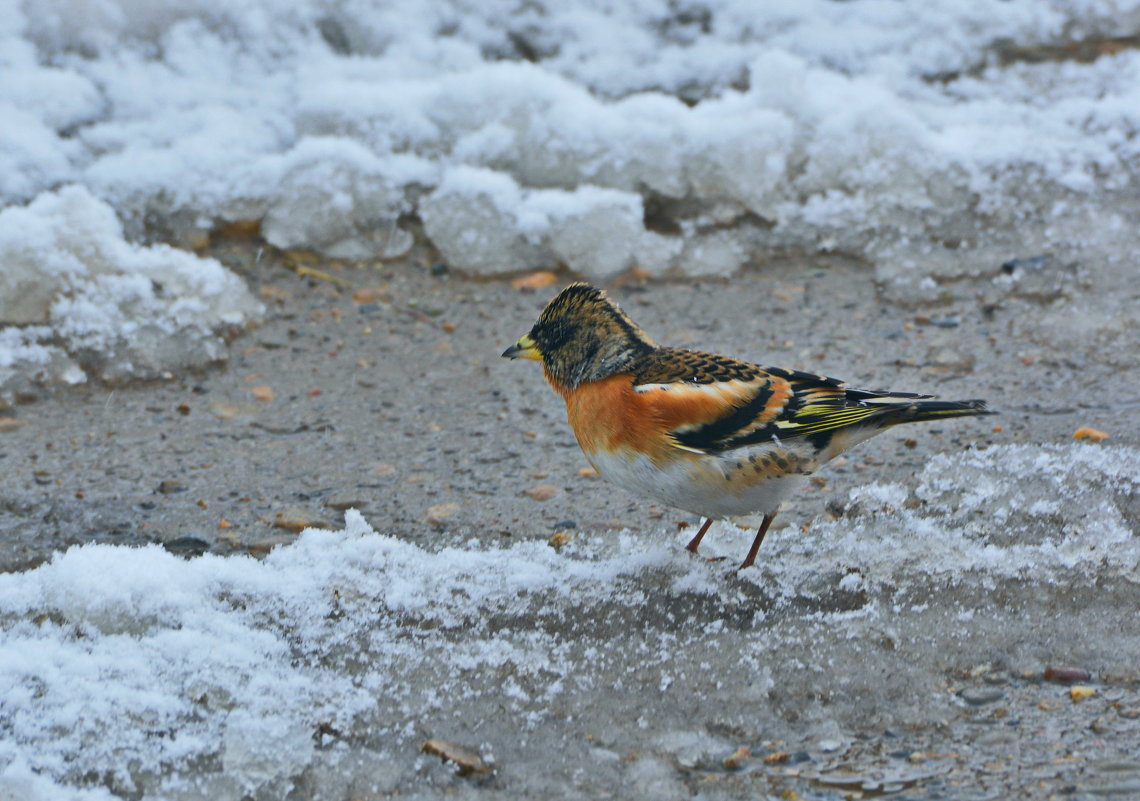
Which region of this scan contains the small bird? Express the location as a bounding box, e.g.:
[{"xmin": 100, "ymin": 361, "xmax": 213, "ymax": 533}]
[{"xmin": 502, "ymin": 283, "xmax": 992, "ymax": 571}]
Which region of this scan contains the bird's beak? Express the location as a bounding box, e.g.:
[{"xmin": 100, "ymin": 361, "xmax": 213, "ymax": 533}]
[{"xmin": 502, "ymin": 334, "xmax": 542, "ymax": 361}]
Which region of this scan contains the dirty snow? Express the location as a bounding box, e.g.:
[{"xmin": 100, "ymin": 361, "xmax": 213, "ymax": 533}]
[
  {"xmin": 3, "ymin": 0, "xmax": 1140, "ymax": 393},
  {"xmin": 1, "ymin": 444, "xmax": 1137, "ymax": 799}
]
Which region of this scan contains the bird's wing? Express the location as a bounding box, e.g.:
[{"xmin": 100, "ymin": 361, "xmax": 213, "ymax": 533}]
[{"xmin": 630, "ymin": 348, "xmax": 932, "ymax": 454}]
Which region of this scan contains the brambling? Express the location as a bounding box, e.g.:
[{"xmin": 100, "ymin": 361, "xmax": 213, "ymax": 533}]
[{"xmin": 503, "ymin": 283, "xmax": 992, "ymax": 571}]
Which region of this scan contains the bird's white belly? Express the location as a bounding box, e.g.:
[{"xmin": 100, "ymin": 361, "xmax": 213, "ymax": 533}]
[{"xmin": 584, "ymin": 446, "xmax": 808, "ymax": 520}]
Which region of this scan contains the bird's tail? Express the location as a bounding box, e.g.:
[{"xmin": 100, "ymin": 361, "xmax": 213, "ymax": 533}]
[{"xmin": 875, "ymin": 398, "xmax": 993, "ymax": 428}]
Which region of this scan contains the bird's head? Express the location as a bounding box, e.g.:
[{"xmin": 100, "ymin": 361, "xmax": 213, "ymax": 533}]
[{"xmin": 502, "ymin": 283, "xmax": 655, "ymax": 390}]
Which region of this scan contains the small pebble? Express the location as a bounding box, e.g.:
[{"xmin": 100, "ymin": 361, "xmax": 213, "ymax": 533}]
[
  {"xmin": 959, "ymin": 688, "xmax": 1005, "ymax": 706},
  {"xmin": 723, "ymin": 746, "xmax": 750, "ymax": 770},
  {"xmin": 324, "ymin": 493, "xmax": 367, "ymax": 511},
  {"xmin": 1044, "ymin": 666, "xmax": 1092, "ymax": 684},
  {"xmin": 163, "ymin": 536, "xmax": 210, "ymax": 557},
  {"xmin": 1072, "ymin": 426, "xmax": 1109, "ymax": 442},
  {"xmin": 548, "ymin": 531, "xmax": 572, "ymax": 550},
  {"xmin": 511, "ymin": 271, "xmax": 558, "ymax": 292},
  {"xmin": 273, "ymin": 508, "xmax": 329, "ymax": 531},
  {"xmin": 425, "ymin": 502, "xmax": 460, "ymax": 526},
  {"xmin": 1070, "ymin": 685, "xmax": 1097, "ymax": 702},
  {"xmin": 351, "ymin": 287, "xmax": 386, "ymax": 304},
  {"xmin": 524, "ymin": 483, "xmax": 558, "ymax": 501}
]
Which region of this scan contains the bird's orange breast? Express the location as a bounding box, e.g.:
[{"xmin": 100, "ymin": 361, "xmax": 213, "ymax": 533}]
[{"xmin": 553, "ymin": 373, "xmax": 741, "ymax": 465}]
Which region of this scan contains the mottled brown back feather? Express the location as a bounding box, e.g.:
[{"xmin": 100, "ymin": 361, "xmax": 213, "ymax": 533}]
[{"xmin": 629, "ymin": 348, "xmax": 763, "ymax": 385}]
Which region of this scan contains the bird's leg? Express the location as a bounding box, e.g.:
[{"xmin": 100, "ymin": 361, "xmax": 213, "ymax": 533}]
[
  {"xmin": 684, "ymin": 518, "xmax": 714, "ymax": 554},
  {"xmin": 737, "ymin": 512, "xmax": 777, "ymax": 571}
]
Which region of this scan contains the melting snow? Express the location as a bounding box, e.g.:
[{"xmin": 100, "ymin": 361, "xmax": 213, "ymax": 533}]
[
  {"xmin": 3, "ymin": 0, "xmax": 1140, "ymax": 387},
  {"xmin": 1, "ymin": 444, "xmax": 1136, "ymax": 798}
]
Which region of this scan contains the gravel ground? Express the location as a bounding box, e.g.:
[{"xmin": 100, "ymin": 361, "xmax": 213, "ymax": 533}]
[{"xmin": 1, "ymin": 236, "xmax": 1137, "ymax": 800}]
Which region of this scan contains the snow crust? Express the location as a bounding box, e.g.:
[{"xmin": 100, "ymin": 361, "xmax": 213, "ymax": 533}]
[
  {"xmin": 3, "ymin": 0, "xmax": 1140, "ymax": 388},
  {"xmin": 0, "ymin": 186, "xmax": 262, "ymax": 404},
  {"xmin": 1, "ymin": 443, "xmax": 1136, "ymax": 799},
  {"xmin": 5, "ymin": 0, "xmax": 1140, "ymax": 272}
]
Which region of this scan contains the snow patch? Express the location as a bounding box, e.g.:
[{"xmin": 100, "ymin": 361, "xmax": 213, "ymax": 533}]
[
  {"xmin": 421, "ymin": 166, "xmax": 680, "ymax": 277},
  {"xmin": 1, "ymin": 445, "xmax": 1136, "ymax": 798},
  {"xmin": 3, "ymin": 0, "xmax": 1139, "ymax": 272},
  {"xmin": 0, "ymin": 186, "xmax": 262, "ymax": 405},
  {"xmin": 4, "ymin": 0, "xmax": 1140, "ymax": 387}
]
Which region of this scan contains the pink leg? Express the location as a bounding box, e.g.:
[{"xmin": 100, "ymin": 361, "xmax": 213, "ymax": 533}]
[{"xmin": 737, "ymin": 512, "xmax": 777, "ymax": 571}]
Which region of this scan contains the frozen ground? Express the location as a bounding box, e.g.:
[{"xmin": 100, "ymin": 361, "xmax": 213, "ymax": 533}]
[
  {"xmin": 2, "ymin": 0, "xmax": 1140, "ymax": 799},
  {"xmin": 1, "ymin": 262, "xmax": 1138, "ymax": 800}
]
